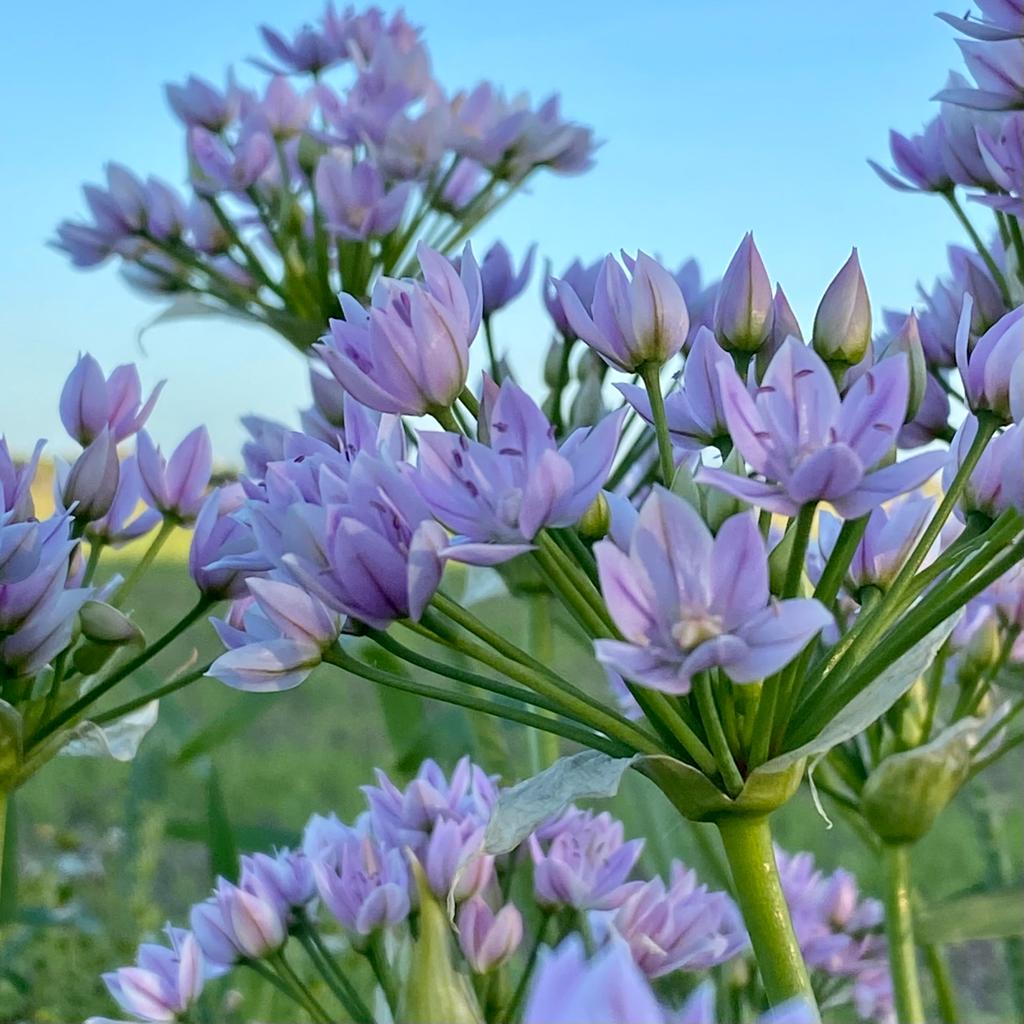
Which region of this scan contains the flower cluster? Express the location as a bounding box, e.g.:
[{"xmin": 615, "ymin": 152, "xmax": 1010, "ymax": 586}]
[
  {"xmin": 54, "ymin": 4, "xmax": 595, "ymax": 353},
  {"xmin": 92, "ymin": 756, "xmax": 895, "ymax": 1024}
]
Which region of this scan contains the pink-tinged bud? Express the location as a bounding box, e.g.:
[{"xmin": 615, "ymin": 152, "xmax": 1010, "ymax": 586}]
[
  {"xmin": 59, "ymin": 354, "xmax": 163, "ymax": 446},
  {"xmin": 62, "ymin": 428, "xmax": 120, "ymax": 522},
  {"xmin": 190, "ymin": 878, "xmax": 287, "ymax": 965},
  {"xmin": 713, "ymin": 233, "xmax": 773, "ymax": 354},
  {"xmin": 757, "ymin": 285, "xmax": 803, "ymax": 378},
  {"xmin": 457, "ymin": 896, "xmax": 523, "ymax": 973},
  {"xmin": 812, "ymin": 249, "xmax": 872, "ymax": 368},
  {"xmin": 879, "ymin": 312, "xmax": 928, "ymax": 420},
  {"xmin": 956, "ymin": 298, "xmax": 1024, "ymax": 424},
  {"xmin": 137, "ymin": 426, "xmax": 212, "ymax": 522}
]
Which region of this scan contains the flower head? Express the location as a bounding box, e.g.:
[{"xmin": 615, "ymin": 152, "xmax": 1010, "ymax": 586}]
[
  {"xmin": 314, "ymin": 153, "xmax": 411, "ymax": 240},
  {"xmin": 595, "ymin": 489, "xmax": 832, "ymax": 694},
  {"xmin": 696, "ymin": 337, "xmax": 947, "ymax": 518},
  {"xmin": 955, "ymin": 298, "xmax": 1024, "ymax": 424},
  {"xmin": 457, "ymin": 896, "xmax": 524, "ymax": 973},
  {"xmin": 190, "ymin": 877, "xmax": 288, "ymax": 966},
  {"xmin": 479, "ymin": 241, "xmax": 536, "ymax": 317},
  {"xmin": 138, "ymin": 426, "xmax": 212, "ymax": 522}
]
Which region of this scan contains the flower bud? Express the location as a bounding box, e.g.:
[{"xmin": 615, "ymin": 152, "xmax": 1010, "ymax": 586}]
[
  {"xmin": 757, "ymin": 285, "xmax": 802, "ymax": 379},
  {"xmin": 543, "ymin": 338, "xmax": 566, "ymax": 389},
  {"xmin": 62, "ymin": 428, "xmax": 120, "ymax": 523},
  {"xmin": 862, "ymin": 719, "xmax": 977, "ymax": 843},
  {"xmin": 702, "ymin": 449, "xmax": 750, "ymax": 534},
  {"xmin": 713, "ymin": 233, "xmax": 773, "ymax": 354},
  {"xmin": 879, "ymin": 313, "xmax": 928, "ymax": 421},
  {"xmin": 74, "ymin": 599, "xmax": 145, "ymax": 674},
  {"xmin": 578, "ymin": 492, "xmax": 610, "ymax": 541},
  {"xmin": 812, "ymin": 249, "xmax": 872, "ymax": 369},
  {"xmin": 568, "ymin": 366, "xmax": 606, "ymax": 429},
  {"xmin": 401, "ymin": 858, "xmax": 481, "ymax": 1024},
  {"xmin": 457, "ymin": 897, "xmax": 523, "ymax": 973},
  {"xmin": 670, "ymin": 459, "xmax": 702, "ymax": 511},
  {"xmin": 956, "ymin": 299, "xmax": 1024, "ymax": 425},
  {"xmin": 958, "ymin": 613, "xmax": 1002, "ymax": 684}
]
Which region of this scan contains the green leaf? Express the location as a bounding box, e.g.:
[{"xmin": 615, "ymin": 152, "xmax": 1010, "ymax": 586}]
[
  {"xmin": 917, "ymin": 888, "xmax": 1024, "ymax": 944},
  {"xmin": 483, "ymin": 750, "xmax": 635, "ymax": 855},
  {"xmin": 206, "ymin": 764, "xmax": 239, "ymax": 883},
  {"xmin": 0, "ymin": 792, "xmax": 19, "ymax": 926},
  {"xmin": 766, "ymin": 613, "xmax": 961, "ymax": 773}
]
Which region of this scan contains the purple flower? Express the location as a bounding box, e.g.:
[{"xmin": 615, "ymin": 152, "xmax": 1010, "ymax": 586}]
[
  {"xmin": 479, "ymin": 241, "xmax": 536, "ymax": 317},
  {"xmin": 189, "ymin": 127, "xmax": 274, "ymax": 194},
  {"xmin": 87, "ymin": 456, "xmax": 162, "ymax": 548},
  {"xmin": 673, "ymin": 257, "xmax": 719, "ymax": 350},
  {"xmin": 812, "ymin": 249, "xmax": 872, "ymax": 367},
  {"xmin": 869, "ymin": 118, "xmax": 953, "ymax": 192},
  {"xmin": 239, "ymin": 849, "xmax": 316, "ymax": 919},
  {"xmin": 529, "ymin": 808, "xmax": 643, "ymax": 911},
  {"xmin": 955, "ymin": 298, "xmax": 1024, "ymax": 424},
  {"xmin": 900, "ymin": 372, "xmax": 951, "ymax": 449},
  {"xmin": 280, "ymin": 452, "xmax": 448, "ymax": 628},
  {"xmin": 677, "ymin": 982, "xmax": 817, "ymax": 1024},
  {"xmin": 523, "ymin": 936, "xmax": 667, "ymax": 1024},
  {"xmin": 60, "ymin": 355, "xmax": 164, "ymax": 447},
  {"xmin": 713, "ymin": 233, "xmax": 773, "ymax": 354},
  {"xmin": 1, "ymin": 437, "xmax": 44, "ymax": 520},
  {"xmin": 166, "ymin": 74, "xmax": 239, "ymax": 129},
  {"xmin": 949, "ymin": 245, "xmax": 1008, "ymax": 334},
  {"xmin": 251, "ymin": 76, "xmax": 314, "ymax": 139},
  {"xmin": 817, "ymin": 496, "xmax": 936, "ymax": 595},
  {"xmin": 618, "ymin": 326, "xmax": 732, "ymax": 451},
  {"xmin": 92, "ymin": 927, "xmax": 203, "ymax": 1024},
  {"xmin": 595, "ymin": 490, "xmax": 832, "ymax": 693},
  {"xmin": 60, "ymin": 428, "xmax": 121, "ymax": 523},
  {"xmin": 189, "ymin": 485, "xmax": 261, "ymax": 599},
  {"xmin": 976, "ymin": 113, "xmax": 1024, "ymax": 215},
  {"xmin": 945, "ymin": 415, "xmax": 1024, "ymax": 519},
  {"xmin": 938, "ymin": 72, "xmax": 1005, "ymax": 186},
  {"xmin": 457, "ymin": 896, "xmax": 524, "ymax": 972},
  {"xmin": 936, "ymin": 38, "xmax": 1024, "ymax": 110},
  {"xmin": 937, "ymin": 0, "xmax": 1024, "ymax": 42},
  {"xmin": 257, "ymin": 15, "xmax": 344, "ymax": 74},
  {"xmin": 422, "ymin": 817, "xmax": 494, "ymax": 901},
  {"xmin": 608, "ymin": 861, "xmax": 748, "ymax": 977},
  {"xmin": 556, "ymin": 252, "xmax": 689, "ymax": 371},
  {"xmin": 543, "ymin": 257, "xmax": 602, "ymax": 337},
  {"xmin": 363, "ymin": 756, "xmax": 498, "ymax": 851},
  {"xmin": 312, "ymin": 832, "xmax": 411, "ymax": 936},
  {"xmin": 697, "ymin": 338, "xmax": 947, "ymax": 517},
  {"xmin": 190, "ymin": 877, "xmax": 288, "ymax": 966},
  {"xmin": 0, "ymin": 519, "xmax": 39, "ymax": 586},
  {"xmin": 317, "ymin": 242, "xmax": 482, "ymax": 415},
  {"xmin": 137, "ymin": 426, "xmax": 212, "ymax": 522},
  {"xmin": 208, "ymin": 576, "xmax": 340, "ymax": 692},
  {"xmin": 413, "ymin": 382, "xmax": 624, "ymax": 562},
  {"xmin": 314, "ymin": 153, "xmax": 410, "ymax": 240}
]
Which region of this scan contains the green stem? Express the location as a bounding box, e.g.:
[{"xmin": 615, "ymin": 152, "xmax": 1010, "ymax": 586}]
[
  {"xmin": 296, "ymin": 924, "xmax": 375, "ymax": 1024},
  {"xmin": 716, "ymin": 816, "xmax": 818, "ymax": 1015},
  {"xmin": 883, "ymin": 844, "xmax": 925, "ymax": 1024},
  {"xmin": 113, "ymin": 519, "xmax": 177, "ymax": 608},
  {"xmin": 90, "ymin": 663, "xmax": 213, "ymax": 726},
  {"xmin": 271, "ymin": 950, "xmax": 334, "ymax": 1024},
  {"xmin": 431, "ymin": 404, "xmax": 464, "ymax": 433},
  {"xmin": 639, "ymin": 361, "xmax": 675, "ymax": 487},
  {"xmin": 943, "ymin": 191, "xmax": 1012, "ymax": 305},
  {"xmin": 0, "ymin": 792, "xmax": 10, "ymax": 925},
  {"xmin": 693, "ymin": 674, "xmax": 744, "ymax": 796},
  {"xmin": 526, "ymin": 594, "xmax": 561, "ymax": 771},
  {"xmin": 366, "ymin": 932, "xmax": 399, "ymax": 1015},
  {"xmin": 31, "ymin": 596, "xmax": 213, "ymax": 746},
  {"xmin": 484, "ymin": 316, "xmax": 502, "ymax": 381},
  {"xmin": 244, "ymin": 959, "xmax": 315, "ymax": 1015},
  {"xmin": 82, "ymin": 538, "xmax": 105, "ymax": 586},
  {"xmin": 782, "ymin": 504, "xmax": 816, "ymax": 599},
  {"xmin": 501, "ymin": 910, "xmax": 551, "ymax": 1024},
  {"xmin": 923, "ymin": 943, "xmax": 959, "ymax": 1024}
]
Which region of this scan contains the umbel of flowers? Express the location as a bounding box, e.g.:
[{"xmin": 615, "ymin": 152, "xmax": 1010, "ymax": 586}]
[
  {"xmin": 86, "ymin": 756, "xmax": 891, "ymax": 1024},
  {"xmin": 53, "ymin": 5, "xmax": 594, "ymax": 353}
]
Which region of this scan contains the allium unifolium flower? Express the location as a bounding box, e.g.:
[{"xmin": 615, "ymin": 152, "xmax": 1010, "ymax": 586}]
[
  {"xmin": 945, "ymin": 415, "xmax": 1024, "ymax": 519},
  {"xmin": 1, "ymin": 438, "xmax": 43, "ymax": 521},
  {"xmin": 938, "ymin": 72, "xmax": 1005, "ymax": 187},
  {"xmin": 0, "ymin": 518, "xmax": 40, "ymax": 587},
  {"xmin": 413, "ymin": 381, "xmax": 624, "ymax": 562},
  {"xmin": 543, "ymin": 257, "xmax": 602, "ymax": 337},
  {"xmin": 618, "ymin": 326, "xmax": 733, "ymax": 451},
  {"xmin": 87, "ymin": 456, "xmax": 161, "ymax": 548},
  {"xmin": 812, "ymin": 249, "xmax": 872, "ymax": 368},
  {"xmin": 137, "ymin": 426, "xmax": 212, "ymax": 522},
  {"xmin": 457, "ymin": 896, "xmax": 524, "ymax": 973},
  {"xmin": 312, "ymin": 831, "xmax": 411, "ymax": 936},
  {"xmin": 190, "ymin": 877, "xmax": 288, "ymax": 966},
  {"xmin": 208, "ymin": 576, "xmax": 341, "ymax": 692},
  {"xmin": 877, "ymin": 313, "xmax": 928, "ymax": 421},
  {"xmin": 955, "ymin": 298, "xmax": 1024, "ymax": 424},
  {"xmin": 314, "ymin": 153, "xmax": 411, "ymax": 240},
  {"xmin": 608, "ymin": 860, "xmax": 748, "ymax": 977},
  {"xmin": 869, "ymin": 117, "xmax": 954, "ymax": 192},
  {"xmin": 938, "ymin": 37, "xmax": 1024, "ymax": 111},
  {"xmin": 317, "ymin": 242, "xmax": 482, "ymax": 415},
  {"xmin": 712, "ymin": 232, "xmax": 773, "ymax": 354},
  {"xmin": 479, "ymin": 241, "xmax": 536, "ymax": 317},
  {"xmin": 166, "ymin": 73, "xmax": 240, "ymax": 129},
  {"xmin": 60, "ymin": 428, "xmax": 121, "ymax": 523},
  {"xmin": 87, "ymin": 926, "xmax": 203, "ymax": 1024},
  {"xmin": 529, "ymin": 807, "xmax": 644, "ymax": 910},
  {"xmin": 189, "ymin": 485, "xmax": 261, "ymax": 598},
  {"xmin": 555, "ymin": 251, "xmax": 689, "ymax": 371},
  {"xmin": 60, "ymin": 354, "xmax": 164, "ymax": 447},
  {"xmin": 697, "ymin": 337, "xmax": 947, "ymax": 517},
  {"xmin": 422, "ymin": 817, "xmax": 494, "ymax": 901},
  {"xmin": 594, "ymin": 489, "xmax": 832, "ymax": 694},
  {"xmin": 188, "ymin": 127, "xmax": 274, "ymax": 194},
  {"xmin": 523, "ymin": 936, "xmax": 668, "ymax": 1024},
  {"xmin": 817, "ymin": 496, "xmax": 936, "ymax": 595}
]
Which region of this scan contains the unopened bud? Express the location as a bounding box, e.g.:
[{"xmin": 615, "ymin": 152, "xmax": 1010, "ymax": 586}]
[
  {"xmin": 578, "ymin": 493, "xmax": 610, "ymax": 541},
  {"xmin": 879, "ymin": 313, "xmax": 927, "ymax": 421},
  {"xmin": 812, "ymin": 249, "xmax": 872, "ymax": 369}
]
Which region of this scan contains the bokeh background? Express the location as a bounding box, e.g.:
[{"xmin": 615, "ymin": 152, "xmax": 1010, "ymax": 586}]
[{"xmin": 1, "ymin": 3, "xmax": 1020, "ymax": 1021}]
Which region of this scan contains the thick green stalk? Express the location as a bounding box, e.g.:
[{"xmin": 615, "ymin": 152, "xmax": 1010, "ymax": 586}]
[
  {"xmin": 923, "ymin": 944, "xmax": 959, "ymax": 1024},
  {"xmin": 716, "ymin": 816, "xmax": 819, "ymax": 1016},
  {"xmin": 883, "ymin": 844, "xmax": 925, "ymax": 1024},
  {"xmin": 296, "ymin": 923, "xmax": 375, "ymax": 1024},
  {"xmin": 639, "ymin": 362, "xmax": 676, "ymax": 487},
  {"xmin": 0, "ymin": 792, "xmax": 9, "ymax": 925}
]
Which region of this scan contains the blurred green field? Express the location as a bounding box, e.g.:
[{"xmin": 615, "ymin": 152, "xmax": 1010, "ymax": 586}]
[{"xmin": 2, "ymin": 541, "xmax": 1021, "ymax": 1022}]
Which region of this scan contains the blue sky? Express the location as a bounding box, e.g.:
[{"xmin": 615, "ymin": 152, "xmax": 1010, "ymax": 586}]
[{"xmin": 0, "ymin": 1, "xmax": 967, "ymax": 460}]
